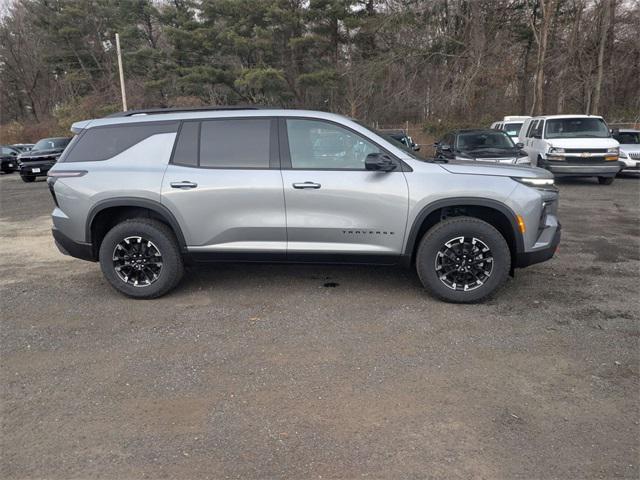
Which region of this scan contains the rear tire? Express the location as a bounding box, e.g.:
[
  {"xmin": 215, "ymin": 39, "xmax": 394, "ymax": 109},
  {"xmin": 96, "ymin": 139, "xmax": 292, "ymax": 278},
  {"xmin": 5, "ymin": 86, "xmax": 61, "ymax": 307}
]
[
  {"xmin": 99, "ymin": 218, "xmax": 184, "ymax": 298},
  {"xmin": 416, "ymin": 216, "xmax": 511, "ymax": 303},
  {"xmin": 21, "ymin": 175, "xmax": 35, "ymax": 182},
  {"xmin": 598, "ymin": 176, "xmax": 614, "ymax": 185}
]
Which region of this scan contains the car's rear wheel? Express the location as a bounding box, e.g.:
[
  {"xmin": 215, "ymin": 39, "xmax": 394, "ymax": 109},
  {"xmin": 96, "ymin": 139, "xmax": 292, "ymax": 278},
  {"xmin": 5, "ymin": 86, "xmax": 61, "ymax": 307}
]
[
  {"xmin": 99, "ymin": 218, "xmax": 184, "ymax": 298},
  {"xmin": 416, "ymin": 217, "xmax": 511, "ymax": 303},
  {"xmin": 598, "ymin": 176, "xmax": 614, "ymax": 185},
  {"xmin": 21, "ymin": 175, "xmax": 35, "ymax": 182}
]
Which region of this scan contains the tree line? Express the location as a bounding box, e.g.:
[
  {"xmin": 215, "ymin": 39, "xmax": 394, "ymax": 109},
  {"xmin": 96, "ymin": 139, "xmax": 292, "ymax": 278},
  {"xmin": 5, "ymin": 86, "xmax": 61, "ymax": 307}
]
[{"xmin": 1, "ymin": 0, "xmax": 638, "ymax": 142}]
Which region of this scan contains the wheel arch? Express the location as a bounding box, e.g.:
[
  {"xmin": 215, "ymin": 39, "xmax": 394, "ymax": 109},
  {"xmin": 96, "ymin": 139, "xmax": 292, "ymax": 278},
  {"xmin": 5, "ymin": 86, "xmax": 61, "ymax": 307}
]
[
  {"xmin": 86, "ymin": 198, "xmax": 187, "ymax": 259},
  {"xmin": 404, "ymin": 198, "xmax": 524, "ymax": 269}
]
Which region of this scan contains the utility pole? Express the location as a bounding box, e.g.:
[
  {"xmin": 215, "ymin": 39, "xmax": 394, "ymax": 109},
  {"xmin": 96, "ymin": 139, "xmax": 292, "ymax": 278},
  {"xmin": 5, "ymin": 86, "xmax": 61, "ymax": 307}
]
[{"xmin": 115, "ymin": 33, "xmax": 127, "ymax": 111}]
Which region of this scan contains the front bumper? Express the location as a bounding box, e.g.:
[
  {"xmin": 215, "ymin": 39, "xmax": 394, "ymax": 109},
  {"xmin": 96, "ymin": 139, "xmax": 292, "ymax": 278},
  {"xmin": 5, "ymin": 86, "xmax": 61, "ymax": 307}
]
[
  {"xmin": 619, "ymin": 157, "xmax": 640, "ymax": 174},
  {"xmin": 515, "ymin": 223, "xmax": 561, "ymax": 268},
  {"xmin": 1, "ymin": 158, "xmax": 18, "ymax": 172},
  {"xmin": 52, "ymin": 227, "xmax": 96, "ymax": 262},
  {"xmin": 542, "ymin": 162, "xmax": 621, "ymax": 178},
  {"xmin": 20, "ymin": 160, "xmax": 56, "ymax": 177}
]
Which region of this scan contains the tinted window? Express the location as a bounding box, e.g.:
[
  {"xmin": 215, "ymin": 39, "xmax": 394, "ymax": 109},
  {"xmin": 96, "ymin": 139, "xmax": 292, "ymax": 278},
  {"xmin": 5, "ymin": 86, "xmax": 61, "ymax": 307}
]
[
  {"xmin": 63, "ymin": 122, "xmax": 178, "ymax": 162},
  {"xmin": 545, "ymin": 118, "xmax": 610, "ymax": 139},
  {"xmin": 199, "ymin": 119, "xmax": 270, "ymax": 168},
  {"xmin": 172, "ymin": 122, "xmax": 199, "ymax": 167},
  {"xmin": 613, "ymin": 131, "xmax": 640, "ymax": 144},
  {"xmin": 33, "ymin": 138, "xmax": 71, "ymax": 151},
  {"xmin": 457, "ymin": 132, "xmax": 514, "ymax": 149},
  {"xmin": 287, "ymin": 119, "xmax": 380, "ymax": 170},
  {"xmin": 525, "ymin": 120, "xmax": 537, "ymax": 138}
]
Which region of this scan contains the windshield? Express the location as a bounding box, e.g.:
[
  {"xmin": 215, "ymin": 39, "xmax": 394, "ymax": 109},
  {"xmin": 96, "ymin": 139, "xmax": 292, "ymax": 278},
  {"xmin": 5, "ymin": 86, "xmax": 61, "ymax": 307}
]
[
  {"xmin": 613, "ymin": 131, "xmax": 640, "ymax": 145},
  {"xmin": 457, "ymin": 132, "xmax": 515, "ymax": 150},
  {"xmin": 502, "ymin": 123, "xmax": 522, "ymax": 137},
  {"xmin": 545, "ymin": 118, "xmax": 610, "ymax": 139},
  {"xmin": 33, "ymin": 138, "xmax": 71, "ymax": 151}
]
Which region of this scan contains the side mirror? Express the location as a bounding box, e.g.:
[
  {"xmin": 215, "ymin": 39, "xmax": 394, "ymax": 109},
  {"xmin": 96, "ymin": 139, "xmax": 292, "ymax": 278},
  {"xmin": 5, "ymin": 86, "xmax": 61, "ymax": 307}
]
[
  {"xmin": 516, "ymin": 142, "xmax": 524, "ymax": 148},
  {"xmin": 365, "ymin": 153, "xmax": 397, "ymax": 172}
]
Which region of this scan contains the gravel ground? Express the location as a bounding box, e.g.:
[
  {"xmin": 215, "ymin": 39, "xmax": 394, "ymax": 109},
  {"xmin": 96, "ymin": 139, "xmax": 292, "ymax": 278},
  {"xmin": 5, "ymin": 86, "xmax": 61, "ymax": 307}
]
[{"xmin": 1, "ymin": 172, "xmax": 638, "ymax": 479}]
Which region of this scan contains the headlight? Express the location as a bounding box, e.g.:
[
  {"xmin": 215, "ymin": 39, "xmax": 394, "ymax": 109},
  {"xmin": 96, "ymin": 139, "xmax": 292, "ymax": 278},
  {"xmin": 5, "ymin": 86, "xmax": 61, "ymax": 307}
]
[
  {"xmin": 515, "ymin": 156, "xmax": 531, "ymax": 165},
  {"xmin": 607, "ymin": 147, "xmax": 619, "ymax": 154},
  {"xmin": 512, "ymin": 177, "xmax": 555, "ymax": 187},
  {"xmin": 619, "ymin": 151, "xmax": 628, "ymax": 159},
  {"xmin": 549, "ymin": 147, "xmax": 565, "ymax": 154}
]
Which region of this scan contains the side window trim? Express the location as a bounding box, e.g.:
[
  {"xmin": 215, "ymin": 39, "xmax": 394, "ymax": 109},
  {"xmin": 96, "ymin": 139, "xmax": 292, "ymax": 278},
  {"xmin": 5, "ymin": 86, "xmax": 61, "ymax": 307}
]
[
  {"xmin": 279, "ymin": 116, "xmax": 407, "ymax": 172},
  {"xmin": 169, "ymin": 117, "xmax": 280, "ymax": 170}
]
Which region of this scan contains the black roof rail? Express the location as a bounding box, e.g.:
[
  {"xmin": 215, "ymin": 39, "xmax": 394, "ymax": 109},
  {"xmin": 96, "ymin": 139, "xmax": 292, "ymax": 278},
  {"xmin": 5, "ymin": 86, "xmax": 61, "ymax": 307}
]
[{"xmin": 105, "ymin": 106, "xmax": 264, "ymax": 118}]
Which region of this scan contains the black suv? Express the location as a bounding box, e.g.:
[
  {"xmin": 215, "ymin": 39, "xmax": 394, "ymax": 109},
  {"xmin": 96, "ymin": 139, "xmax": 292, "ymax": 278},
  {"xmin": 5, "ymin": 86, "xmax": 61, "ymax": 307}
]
[
  {"xmin": 18, "ymin": 137, "xmax": 71, "ymax": 182},
  {"xmin": 434, "ymin": 129, "xmax": 530, "ymax": 165},
  {"xmin": 379, "ymin": 129, "xmax": 420, "ymax": 151},
  {"xmin": 1, "ymin": 145, "xmax": 21, "ymax": 173}
]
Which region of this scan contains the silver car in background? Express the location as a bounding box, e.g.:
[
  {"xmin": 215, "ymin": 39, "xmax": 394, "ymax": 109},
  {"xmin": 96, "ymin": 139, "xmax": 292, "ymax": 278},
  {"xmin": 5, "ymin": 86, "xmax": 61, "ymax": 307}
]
[{"xmin": 612, "ymin": 128, "xmax": 640, "ymax": 175}]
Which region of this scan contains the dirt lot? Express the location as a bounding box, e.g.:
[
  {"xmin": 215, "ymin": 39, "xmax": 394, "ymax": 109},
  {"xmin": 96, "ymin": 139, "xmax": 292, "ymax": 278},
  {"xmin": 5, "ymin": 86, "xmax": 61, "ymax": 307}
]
[{"xmin": 1, "ymin": 172, "xmax": 638, "ymax": 479}]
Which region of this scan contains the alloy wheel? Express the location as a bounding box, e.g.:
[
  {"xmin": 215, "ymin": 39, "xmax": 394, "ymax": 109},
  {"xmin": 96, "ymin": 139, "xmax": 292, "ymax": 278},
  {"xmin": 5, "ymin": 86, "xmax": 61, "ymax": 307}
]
[
  {"xmin": 435, "ymin": 236, "xmax": 493, "ymax": 291},
  {"xmin": 112, "ymin": 236, "xmax": 163, "ymax": 287}
]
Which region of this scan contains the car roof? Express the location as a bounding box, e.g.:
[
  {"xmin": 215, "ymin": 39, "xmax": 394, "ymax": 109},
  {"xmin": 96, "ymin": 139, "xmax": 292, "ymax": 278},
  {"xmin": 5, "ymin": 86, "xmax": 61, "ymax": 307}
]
[
  {"xmin": 529, "ymin": 114, "xmax": 604, "ymax": 120},
  {"xmin": 71, "ymin": 108, "xmax": 354, "ymax": 132},
  {"xmin": 454, "ymin": 129, "xmax": 507, "ymax": 134}
]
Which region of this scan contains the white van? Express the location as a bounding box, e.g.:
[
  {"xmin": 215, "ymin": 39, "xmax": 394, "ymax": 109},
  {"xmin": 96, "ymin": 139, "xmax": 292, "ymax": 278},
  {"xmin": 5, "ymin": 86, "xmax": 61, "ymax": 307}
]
[
  {"xmin": 520, "ymin": 115, "xmax": 621, "ymax": 184},
  {"xmin": 490, "ymin": 116, "xmax": 531, "ymax": 143}
]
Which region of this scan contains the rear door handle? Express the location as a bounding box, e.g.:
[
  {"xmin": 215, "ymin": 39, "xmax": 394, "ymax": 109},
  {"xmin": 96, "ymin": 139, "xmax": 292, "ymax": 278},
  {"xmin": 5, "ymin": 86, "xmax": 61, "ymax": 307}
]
[
  {"xmin": 170, "ymin": 181, "xmax": 198, "ymax": 189},
  {"xmin": 292, "ymin": 182, "xmax": 321, "ymax": 189}
]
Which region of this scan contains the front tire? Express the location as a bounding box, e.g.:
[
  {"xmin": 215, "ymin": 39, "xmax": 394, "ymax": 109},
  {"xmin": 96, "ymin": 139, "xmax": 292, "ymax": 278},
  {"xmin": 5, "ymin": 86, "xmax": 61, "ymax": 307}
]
[
  {"xmin": 598, "ymin": 176, "xmax": 614, "ymax": 185},
  {"xmin": 416, "ymin": 217, "xmax": 511, "ymax": 303},
  {"xmin": 99, "ymin": 218, "xmax": 184, "ymax": 298}
]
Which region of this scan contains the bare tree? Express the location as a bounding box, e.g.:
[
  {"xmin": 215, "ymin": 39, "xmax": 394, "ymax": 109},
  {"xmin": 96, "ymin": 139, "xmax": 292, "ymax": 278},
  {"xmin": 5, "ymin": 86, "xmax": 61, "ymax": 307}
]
[{"xmin": 530, "ymin": 0, "xmax": 558, "ymax": 116}]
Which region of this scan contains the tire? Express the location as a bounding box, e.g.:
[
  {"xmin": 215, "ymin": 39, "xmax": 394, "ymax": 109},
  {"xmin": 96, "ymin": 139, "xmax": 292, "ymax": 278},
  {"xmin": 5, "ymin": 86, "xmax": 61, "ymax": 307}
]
[
  {"xmin": 99, "ymin": 218, "xmax": 184, "ymax": 299},
  {"xmin": 598, "ymin": 176, "xmax": 614, "ymax": 185},
  {"xmin": 21, "ymin": 175, "xmax": 35, "ymax": 182},
  {"xmin": 416, "ymin": 216, "xmax": 511, "ymax": 303}
]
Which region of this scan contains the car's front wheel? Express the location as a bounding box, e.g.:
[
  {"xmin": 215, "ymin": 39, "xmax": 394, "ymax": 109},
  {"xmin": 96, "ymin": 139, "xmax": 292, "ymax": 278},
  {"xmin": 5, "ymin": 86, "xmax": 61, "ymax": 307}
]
[
  {"xmin": 416, "ymin": 217, "xmax": 511, "ymax": 303},
  {"xmin": 99, "ymin": 218, "xmax": 184, "ymax": 298},
  {"xmin": 598, "ymin": 176, "xmax": 614, "ymax": 185}
]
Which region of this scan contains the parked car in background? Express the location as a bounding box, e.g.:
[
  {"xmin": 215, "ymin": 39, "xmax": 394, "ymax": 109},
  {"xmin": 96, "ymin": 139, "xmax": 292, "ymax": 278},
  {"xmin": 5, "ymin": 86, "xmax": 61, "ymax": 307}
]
[
  {"xmin": 18, "ymin": 137, "xmax": 71, "ymax": 182},
  {"xmin": 379, "ymin": 129, "xmax": 420, "ymax": 151},
  {"xmin": 48, "ymin": 107, "xmax": 559, "ymax": 303},
  {"xmin": 434, "ymin": 129, "xmax": 530, "ymax": 165},
  {"xmin": 11, "ymin": 143, "xmax": 35, "ymax": 153},
  {"xmin": 1, "ymin": 145, "xmax": 21, "ymax": 173},
  {"xmin": 612, "ymin": 128, "xmax": 640, "ymax": 176},
  {"xmin": 490, "ymin": 116, "xmax": 531, "ymax": 143},
  {"xmin": 520, "ymin": 115, "xmax": 620, "ymax": 184}
]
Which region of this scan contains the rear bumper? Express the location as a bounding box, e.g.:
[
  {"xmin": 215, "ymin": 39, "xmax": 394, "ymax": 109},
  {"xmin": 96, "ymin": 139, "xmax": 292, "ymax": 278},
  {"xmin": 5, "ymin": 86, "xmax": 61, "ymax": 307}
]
[
  {"xmin": 515, "ymin": 223, "xmax": 561, "ymax": 268},
  {"xmin": 52, "ymin": 227, "xmax": 96, "ymax": 262},
  {"xmin": 543, "ymin": 162, "xmax": 621, "ymax": 178}
]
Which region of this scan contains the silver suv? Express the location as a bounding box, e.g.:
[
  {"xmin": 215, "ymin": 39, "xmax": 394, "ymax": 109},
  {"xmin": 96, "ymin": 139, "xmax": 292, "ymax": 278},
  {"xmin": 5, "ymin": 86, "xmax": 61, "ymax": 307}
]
[{"xmin": 48, "ymin": 107, "xmax": 561, "ymax": 303}]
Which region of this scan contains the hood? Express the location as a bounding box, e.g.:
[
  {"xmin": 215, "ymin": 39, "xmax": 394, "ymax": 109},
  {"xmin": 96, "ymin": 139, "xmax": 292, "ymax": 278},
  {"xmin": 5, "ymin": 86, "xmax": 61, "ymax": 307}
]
[
  {"xmin": 545, "ymin": 138, "xmax": 619, "ymax": 149},
  {"xmin": 19, "ymin": 148, "xmax": 65, "ymax": 159},
  {"xmin": 461, "ymin": 147, "xmax": 521, "ymax": 158},
  {"xmin": 438, "ymin": 162, "xmax": 553, "ymax": 179},
  {"xmin": 619, "ymin": 144, "xmax": 640, "ymax": 153}
]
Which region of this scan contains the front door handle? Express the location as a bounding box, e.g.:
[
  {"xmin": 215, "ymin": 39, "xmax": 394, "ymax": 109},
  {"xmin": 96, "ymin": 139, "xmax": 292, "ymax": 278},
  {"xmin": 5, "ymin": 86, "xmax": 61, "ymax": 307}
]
[
  {"xmin": 170, "ymin": 181, "xmax": 198, "ymax": 189},
  {"xmin": 292, "ymin": 182, "xmax": 321, "ymax": 189}
]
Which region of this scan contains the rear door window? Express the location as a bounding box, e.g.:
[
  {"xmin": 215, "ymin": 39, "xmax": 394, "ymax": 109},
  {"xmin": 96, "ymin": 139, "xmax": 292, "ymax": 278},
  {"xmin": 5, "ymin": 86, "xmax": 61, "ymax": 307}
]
[{"xmin": 199, "ymin": 119, "xmax": 272, "ymax": 168}]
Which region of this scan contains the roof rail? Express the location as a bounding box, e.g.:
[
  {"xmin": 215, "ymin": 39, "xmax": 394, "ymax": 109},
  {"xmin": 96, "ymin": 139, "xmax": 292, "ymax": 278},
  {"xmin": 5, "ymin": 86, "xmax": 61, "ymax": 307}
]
[{"xmin": 105, "ymin": 106, "xmax": 263, "ymax": 118}]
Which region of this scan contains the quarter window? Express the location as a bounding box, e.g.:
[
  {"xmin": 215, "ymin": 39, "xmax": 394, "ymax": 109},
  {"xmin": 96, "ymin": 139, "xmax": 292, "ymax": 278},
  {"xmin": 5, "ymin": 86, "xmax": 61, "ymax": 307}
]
[
  {"xmin": 199, "ymin": 119, "xmax": 271, "ymax": 168},
  {"xmin": 63, "ymin": 122, "xmax": 179, "ymax": 162},
  {"xmin": 286, "ymin": 119, "xmax": 380, "ymax": 170},
  {"xmin": 172, "ymin": 122, "xmax": 199, "ymax": 167}
]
